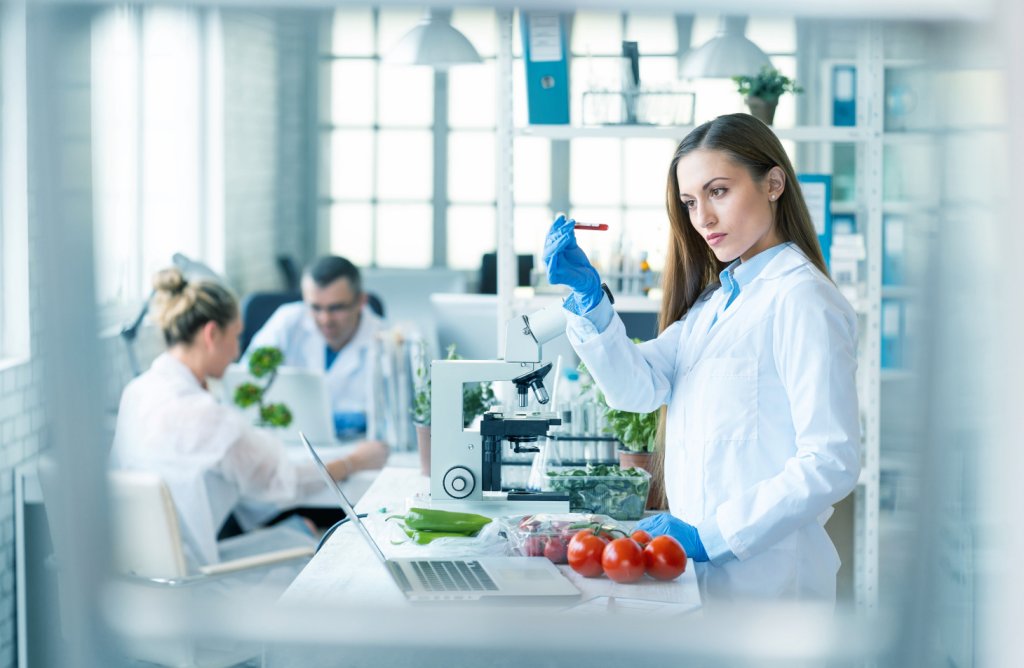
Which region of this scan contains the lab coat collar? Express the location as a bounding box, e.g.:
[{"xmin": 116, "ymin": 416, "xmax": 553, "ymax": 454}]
[
  {"xmin": 717, "ymin": 242, "xmax": 790, "ymax": 306},
  {"xmin": 759, "ymin": 242, "xmax": 813, "ymax": 281},
  {"xmin": 685, "ymin": 244, "xmax": 810, "ymax": 364},
  {"xmin": 298, "ymin": 305, "xmax": 381, "ymax": 373},
  {"xmin": 299, "ymin": 304, "xmax": 380, "ymax": 350},
  {"xmin": 152, "ymin": 352, "xmax": 205, "ymax": 393}
]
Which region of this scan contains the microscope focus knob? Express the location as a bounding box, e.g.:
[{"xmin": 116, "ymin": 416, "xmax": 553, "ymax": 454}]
[{"xmin": 443, "ymin": 466, "xmax": 475, "ymax": 499}]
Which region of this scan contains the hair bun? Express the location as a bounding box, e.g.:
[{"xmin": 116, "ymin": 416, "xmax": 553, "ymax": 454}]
[{"xmin": 153, "ymin": 267, "xmax": 188, "ymax": 295}]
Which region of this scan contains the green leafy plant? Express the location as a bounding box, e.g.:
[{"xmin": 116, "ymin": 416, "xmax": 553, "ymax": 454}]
[
  {"xmin": 732, "ymin": 66, "xmax": 804, "ymax": 104},
  {"xmin": 578, "ymin": 346, "xmax": 659, "ymax": 453},
  {"xmin": 604, "ymin": 406, "xmax": 658, "ymax": 453},
  {"xmin": 233, "ymin": 346, "xmax": 293, "ymax": 428},
  {"xmin": 411, "ymin": 342, "xmax": 497, "ymax": 428}
]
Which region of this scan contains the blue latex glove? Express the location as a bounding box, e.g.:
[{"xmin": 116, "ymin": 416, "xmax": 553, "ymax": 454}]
[
  {"xmin": 636, "ymin": 513, "xmax": 709, "ymax": 562},
  {"xmin": 542, "ymin": 214, "xmax": 602, "ymax": 316}
]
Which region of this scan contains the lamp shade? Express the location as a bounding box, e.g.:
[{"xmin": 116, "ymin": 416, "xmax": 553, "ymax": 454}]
[
  {"xmin": 679, "ymin": 15, "xmax": 771, "ymax": 79},
  {"xmin": 384, "ymin": 9, "xmax": 482, "ymax": 69},
  {"xmin": 172, "ymin": 252, "xmax": 221, "ymax": 282}
]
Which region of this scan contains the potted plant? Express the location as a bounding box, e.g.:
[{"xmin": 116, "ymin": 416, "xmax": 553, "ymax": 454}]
[
  {"xmin": 410, "ymin": 342, "xmax": 497, "ymax": 476},
  {"xmin": 732, "ymin": 65, "xmax": 804, "ymax": 126},
  {"xmin": 578, "ymin": 356, "xmax": 662, "ymax": 509},
  {"xmin": 233, "ymin": 346, "xmax": 293, "ymax": 427}
]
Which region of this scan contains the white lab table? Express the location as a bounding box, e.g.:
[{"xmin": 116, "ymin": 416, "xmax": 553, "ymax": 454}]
[{"xmin": 279, "ymin": 466, "xmax": 702, "ymax": 611}]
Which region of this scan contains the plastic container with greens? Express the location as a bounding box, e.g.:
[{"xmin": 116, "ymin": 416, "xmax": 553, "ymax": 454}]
[{"xmin": 543, "ymin": 465, "xmax": 651, "ymax": 521}]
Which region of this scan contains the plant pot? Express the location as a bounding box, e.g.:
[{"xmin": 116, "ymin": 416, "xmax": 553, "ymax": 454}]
[
  {"xmin": 617, "ymin": 449, "xmax": 663, "ymax": 510},
  {"xmin": 744, "ymin": 96, "xmax": 778, "ymax": 126},
  {"xmin": 414, "ymin": 423, "xmax": 431, "ymax": 477}
]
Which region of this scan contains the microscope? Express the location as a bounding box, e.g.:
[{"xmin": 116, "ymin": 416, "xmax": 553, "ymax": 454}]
[{"xmin": 429, "ymin": 306, "xmax": 570, "ymax": 516}]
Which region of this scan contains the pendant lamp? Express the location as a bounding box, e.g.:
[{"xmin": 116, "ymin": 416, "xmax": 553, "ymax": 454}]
[
  {"xmin": 679, "ymin": 15, "xmax": 770, "ymax": 79},
  {"xmin": 384, "ymin": 9, "xmax": 482, "ymax": 69}
]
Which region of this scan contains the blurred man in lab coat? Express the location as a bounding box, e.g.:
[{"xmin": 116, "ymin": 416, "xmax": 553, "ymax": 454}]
[
  {"xmin": 111, "ymin": 267, "xmax": 388, "ymax": 568},
  {"xmin": 246, "ymin": 255, "xmax": 384, "ymax": 437}
]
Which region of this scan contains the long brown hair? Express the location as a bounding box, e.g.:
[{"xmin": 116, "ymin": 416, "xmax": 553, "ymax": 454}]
[
  {"xmin": 649, "ymin": 113, "xmax": 829, "ymax": 508},
  {"xmin": 659, "ymin": 112, "xmax": 828, "ymax": 332}
]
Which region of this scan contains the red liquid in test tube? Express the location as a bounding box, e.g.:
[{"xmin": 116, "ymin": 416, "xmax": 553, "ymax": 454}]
[{"xmin": 573, "ymin": 222, "xmax": 609, "ymax": 231}]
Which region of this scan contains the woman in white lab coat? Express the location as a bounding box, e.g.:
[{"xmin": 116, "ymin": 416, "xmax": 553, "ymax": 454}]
[
  {"xmin": 110, "ymin": 268, "xmax": 389, "ymax": 568},
  {"xmin": 544, "ymin": 113, "xmax": 860, "ymax": 603}
]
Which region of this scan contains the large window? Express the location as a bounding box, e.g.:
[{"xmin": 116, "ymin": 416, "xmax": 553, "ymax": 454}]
[
  {"xmin": 1, "ymin": 1, "xmax": 30, "ymax": 360},
  {"xmin": 325, "ymin": 7, "xmax": 434, "ymax": 269},
  {"xmin": 92, "ymin": 7, "xmax": 205, "ymax": 316},
  {"xmin": 324, "ymin": 10, "xmax": 796, "ymax": 274},
  {"xmin": 564, "ymin": 12, "xmax": 797, "ymax": 273}
]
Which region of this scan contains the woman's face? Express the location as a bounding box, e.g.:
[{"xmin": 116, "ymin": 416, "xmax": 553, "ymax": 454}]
[
  {"xmin": 675, "ymin": 148, "xmax": 784, "ymax": 263},
  {"xmin": 207, "ymin": 317, "xmax": 242, "ymax": 379}
]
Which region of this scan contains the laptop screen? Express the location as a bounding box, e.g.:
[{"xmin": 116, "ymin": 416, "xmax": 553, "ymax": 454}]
[
  {"xmin": 299, "ymin": 432, "xmax": 388, "ymax": 564},
  {"xmin": 223, "ymin": 366, "xmax": 335, "ymax": 443}
]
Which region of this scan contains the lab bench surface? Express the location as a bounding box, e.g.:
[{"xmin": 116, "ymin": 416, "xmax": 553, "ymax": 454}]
[{"xmin": 278, "ymin": 466, "xmax": 702, "ymax": 611}]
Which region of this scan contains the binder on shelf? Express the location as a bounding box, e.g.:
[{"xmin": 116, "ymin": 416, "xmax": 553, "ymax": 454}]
[
  {"xmin": 830, "ymin": 232, "xmax": 865, "ymax": 288},
  {"xmin": 832, "ymin": 213, "xmax": 856, "ymax": 235},
  {"xmin": 520, "ymin": 12, "xmax": 570, "ymax": 125},
  {"xmin": 832, "ymin": 64, "xmax": 857, "ymax": 127},
  {"xmin": 883, "ymin": 215, "xmax": 906, "ymax": 285},
  {"xmin": 880, "ymin": 298, "xmax": 905, "ymax": 369},
  {"xmin": 797, "ymin": 174, "xmax": 833, "ymax": 268}
]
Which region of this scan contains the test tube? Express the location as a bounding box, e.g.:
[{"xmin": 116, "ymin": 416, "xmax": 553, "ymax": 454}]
[{"xmin": 574, "ymin": 222, "xmax": 609, "ymax": 231}]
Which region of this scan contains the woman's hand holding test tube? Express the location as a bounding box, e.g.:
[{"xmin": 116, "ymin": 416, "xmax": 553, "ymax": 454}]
[{"xmin": 543, "ymin": 214, "xmax": 604, "ymax": 315}]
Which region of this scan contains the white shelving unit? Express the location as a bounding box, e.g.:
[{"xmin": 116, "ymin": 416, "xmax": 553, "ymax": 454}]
[
  {"xmin": 493, "ymin": 13, "xmax": 884, "ymax": 610},
  {"xmin": 517, "ymin": 124, "xmax": 870, "ymax": 143}
]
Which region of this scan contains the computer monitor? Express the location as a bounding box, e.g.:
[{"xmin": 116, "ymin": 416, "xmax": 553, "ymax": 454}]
[
  {"xmin": 430, "ymin": 293, "xmax": 499, "ymax": 361},
  {"xmin": 478, "ymin": 252, "xmax": 534, "ymax": 294},
  {"xmin": 429, "ymin": 293, "xmax": 578, "ymax": 369}
]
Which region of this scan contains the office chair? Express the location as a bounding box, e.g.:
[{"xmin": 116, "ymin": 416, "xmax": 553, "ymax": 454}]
[
  {"xmin": 238, "ymin": 291, "xmax": 302, "ymax": 355},
  {"xmin": 239, "ymin": 290, "xmax": 386, "ymax": 356},
  {"xmin": 365, "ymin": 292, "xmax": 385, "ymax": 319},
  {"xmin": 106, "ymin": 470, "xmax": 314, "ymax": 667}
]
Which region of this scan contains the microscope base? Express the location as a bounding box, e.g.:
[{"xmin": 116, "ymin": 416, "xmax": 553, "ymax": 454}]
[{"xmin": 429, "ymin": 492, "xmax": 569, "ymax": 518}]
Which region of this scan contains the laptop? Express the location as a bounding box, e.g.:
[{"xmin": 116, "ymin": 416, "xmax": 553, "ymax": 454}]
[
  {"xmin": 221, "ymin": 364, "xmax": 335, "ymax": 445},
  {"xmin": 299, "ymin": 432, "xmax": 580, "ymax": 603}
]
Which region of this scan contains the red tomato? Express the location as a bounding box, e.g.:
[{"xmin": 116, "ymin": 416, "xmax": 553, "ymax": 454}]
[
  {"xmin": 543, "ymin": 536, "xmax": 567, "ymax": 564},
  {"xmin": 643, "ymin": 535, "xmax": 687, "ymax": 581},
  {"xmin": 601, "ymin": 537, "xmax": 645, "ymax": 583},
  {"xmin": 630, "ymin": 529, "xmax": 653, "ymax": 547},
  {"xmin": 523, "ymin": 535, "xmax": 546, "ymax": 557},
  {"xmin": 567, "ymin": 529, "xmax": 607, "ymax": 577}
]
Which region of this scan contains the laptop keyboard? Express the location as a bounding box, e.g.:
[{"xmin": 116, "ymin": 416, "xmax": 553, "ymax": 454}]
[{"xmin": 410, "ymin": 560, "xmax": 498, "ymax": 592}]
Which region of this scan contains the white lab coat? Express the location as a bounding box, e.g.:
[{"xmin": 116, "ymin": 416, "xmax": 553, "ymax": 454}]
[
  {"xmin": 110, "ymin": 353, "xmax": 325, "ymax": 568},
  {"xmin": 567, "ymin": 245, "xmax": 860, "ymax": 602},
  {"xmin": 246, "ymin": 302, "xmax": 383, "ymax": 417}
]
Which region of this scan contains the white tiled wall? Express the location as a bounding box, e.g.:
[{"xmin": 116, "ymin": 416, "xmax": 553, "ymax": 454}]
[{"xmin": 0, "ymin": 360, "xmax": 42, "ymax": 668}]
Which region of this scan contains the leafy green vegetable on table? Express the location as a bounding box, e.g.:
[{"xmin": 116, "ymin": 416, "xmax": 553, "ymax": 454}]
[{"xmin": 546, "ymin": 465, "xmax": 650, "ymax": 521}]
